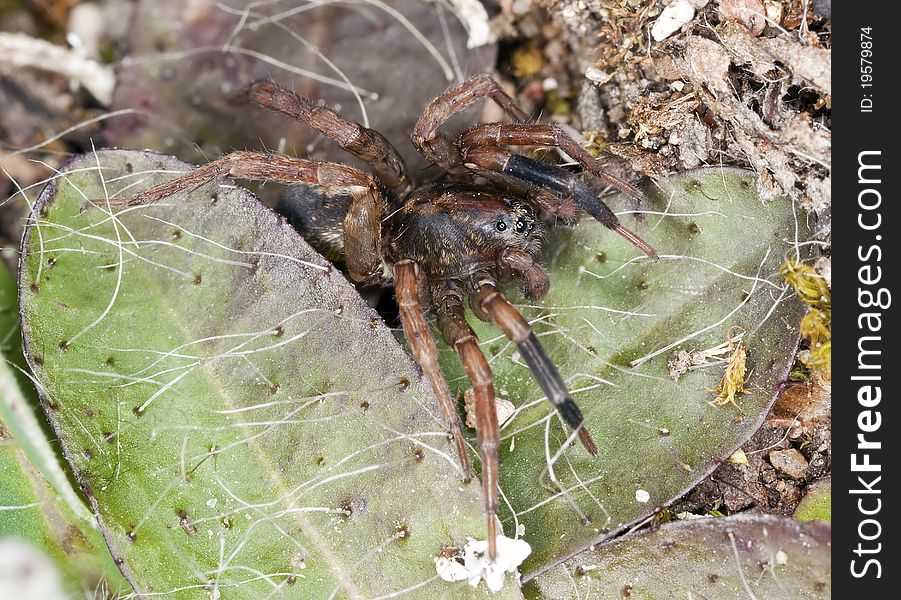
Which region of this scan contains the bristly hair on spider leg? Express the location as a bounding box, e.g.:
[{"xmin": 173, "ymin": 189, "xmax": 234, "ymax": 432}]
[
  {"xmin": 516, "ymin": 331, "xmax": 599, "ymax": 457},
  {"xmin": 610, "ymin": 222, "xmax": 658, "ymax": 261},
  {"xmin": 394, "ymin": 260, "xmax": 473, "ymax": 479}
]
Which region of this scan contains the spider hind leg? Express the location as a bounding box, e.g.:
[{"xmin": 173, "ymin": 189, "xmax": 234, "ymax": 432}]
[
  {"xmin": 394, "ymin": 261, "xmax": 472, "ymax": 482},
  {"xmin": 435, "ymin": 293, "xmax": 501, "ymax": 560}
]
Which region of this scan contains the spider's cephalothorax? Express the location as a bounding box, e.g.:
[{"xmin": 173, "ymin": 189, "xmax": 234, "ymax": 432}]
[
  {"xmin": 285, "ymin": 182, "xmax": 546, "ymax": 288},
  {"xmin": 384, "ymin": 184, "xmax": 545, "ymax": 280},
  {"xmin": 118, "ymin": 75, "xmax": 658, "ymax": 560}
]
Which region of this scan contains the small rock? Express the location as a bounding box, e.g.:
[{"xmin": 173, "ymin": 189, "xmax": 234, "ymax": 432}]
[
  {"xmin": 585, "ymin": 67, "xmax": 613, "ymax": 85},
  {"xmin": 764, "ymin": 0, "xmax": 784, "ymax": 25},
  {"xmin": 768, "ymin": 448, "xmax": 809, "ymax": 479},
  {"xmin": 68, "ymin": 3, "xmax": 105, "ymax": 58}
]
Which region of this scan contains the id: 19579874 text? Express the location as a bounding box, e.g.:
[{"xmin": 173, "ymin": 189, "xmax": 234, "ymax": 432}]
[{"xmin": 860, "ymin": 27, "xmax": 873, "ymax": 112}]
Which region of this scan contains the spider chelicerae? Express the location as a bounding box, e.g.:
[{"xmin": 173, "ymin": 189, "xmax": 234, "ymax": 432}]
[{"xmin": 116, "ymin": 74, "xmax": 658, "ymax": 560}]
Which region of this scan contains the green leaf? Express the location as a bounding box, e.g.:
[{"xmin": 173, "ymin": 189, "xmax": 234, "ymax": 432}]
[
  {"xmin": 524, "ymin": 514, "xmax": 831, "ymax": 599},
  {"xmin": 438, "ymin": 168, "xmax": 808, "ymax": 573},
  {"xmin": 18, "ymin": 150, "xmax": 523, "ymax": 598},
  {"xmin": 2, "ymin": 263, "xmax": 95, "ymax": 525},
  {"xmin": 1, "ymin": 262, "xmax": 20, "ymax": 358},
  {"xmin": 2, "ymin": 265, "xmax": 127, "ymax": 597},
  {"xmin": 794, "ymin": 477, "xmax": 831, "ymax": 523},
  {"xmin": 0, "ymin": 374, "xmax": 129, "ymax": 598}
]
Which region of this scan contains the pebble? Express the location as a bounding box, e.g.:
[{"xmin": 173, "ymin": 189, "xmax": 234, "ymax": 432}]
[{"xmin": 768, "ymin": 448, "xmax": 809, "ymax": 480}]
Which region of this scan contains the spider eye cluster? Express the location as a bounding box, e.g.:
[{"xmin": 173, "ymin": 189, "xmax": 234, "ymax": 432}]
[
  {"xmin": 494, "ymin": 200, "xmax": 537, "ymax": 238},
  {"xmin": 495, "ymin": 217, "xmax": 533, "ymax": 235}
]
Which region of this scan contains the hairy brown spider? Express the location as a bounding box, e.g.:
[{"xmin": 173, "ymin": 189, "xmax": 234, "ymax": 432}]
[{"xmin": 115, "ymin": 74, "xmax": 657, "ymax": 560}]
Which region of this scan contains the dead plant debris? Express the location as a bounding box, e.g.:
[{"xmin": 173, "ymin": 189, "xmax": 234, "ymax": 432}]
[
  {"xmin": 781, "ymin": 257, "xmax": 831, "ymax": 384},
  {"xmin": 706, "ymin": 326, "xmax": 751, "ymax": 408}
]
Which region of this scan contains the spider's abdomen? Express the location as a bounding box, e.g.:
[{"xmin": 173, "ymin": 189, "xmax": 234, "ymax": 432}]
[
  {"xmin": 386, "ymin": 184, "xmax": 544, "ymax": 282},
  {"xmin": 277, "ymin": 185, "xmax": 351, "ymax": 263}
]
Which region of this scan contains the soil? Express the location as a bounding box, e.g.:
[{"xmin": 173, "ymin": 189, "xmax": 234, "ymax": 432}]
[{"xmin": 672, "ymin": 417, "xmax": 831, "ymax": 517}]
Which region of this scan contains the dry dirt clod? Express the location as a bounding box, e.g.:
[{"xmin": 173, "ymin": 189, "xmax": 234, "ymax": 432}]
[
  {"xmin": 769, "ymin": 382, "xmax": 830, "ymax": 430},
  {"xmin": 768, "ymin": 448, "xmax": 809, "ymax": 480}
]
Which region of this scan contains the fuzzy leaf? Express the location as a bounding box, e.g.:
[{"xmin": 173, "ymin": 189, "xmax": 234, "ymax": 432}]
[
  {"xmin": 437, "ymin": 168, "xmax": 809, "ymax": 574},
  {"xmin": 2, "ymin": 265, "xmax": 127, "ymax": 597},
  {"xmin": 524, "ymin": 514, "xmax": 831, "ymax": 598},
  {"xmin": 794, "ymin": 477, "xmax": 831, "ymax": 523},
  {"xmin": 0, "ymin": 383, "xmax": 129, "ymax": 598},
  {"xmin": 2, "ymin": 263, "xmax": 96, "ymax": 525},
  {"xmin": 18, "ymin": 150, "xmax": 522, "ymax": 599}
]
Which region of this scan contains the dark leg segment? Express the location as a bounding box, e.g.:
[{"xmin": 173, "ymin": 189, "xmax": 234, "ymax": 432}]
[
  {"xmin": 413, "ymin": 74, "xmax": 529, "ymax": 174},
  {"xmin": 472, "ymin": 285, "xmax": 598, "ymax": 456},
  {"xmin": 461, "ymin": 122, "xmax": 646, "ymax": 203},
  {"xmin": 464, "ymin": 145, "xmax": 658, "ymax": 260},
  {"xmin": 435, "ymin": 293, "xmax": 500, "ymax": 560},
  {"xmin": 247, "ymin": 81, "xmax": 411, "ymax": 195},
  {"xmin": 394, "ymin": 261, "xmax": 472, "ymax": 480}
]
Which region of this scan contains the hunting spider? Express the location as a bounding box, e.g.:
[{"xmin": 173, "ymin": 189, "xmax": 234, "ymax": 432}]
[{"xmin": 118, "ymin": 74, "xmax": 657, "ymax": 560}]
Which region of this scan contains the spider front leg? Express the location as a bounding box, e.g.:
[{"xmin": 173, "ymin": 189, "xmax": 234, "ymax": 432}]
[
  {"xmin": 462, "ymin": 123, "xmax": 646, "ymax": 203},
  {"xmin": 246, "ymin": 81, "xmax": 412, "ymax": 195},
  {"xmin": 394, "ymin": 260, "xmax": 472, "ymax": 481},
  {"xmin": 471, "ymin": 284, "xmax": 598, "ymax": 456},
  {"xmin": 413, "ymin": 74, "xmax": 529, "ymax": 174},
  {"xmin": 97, "ymin": 151, "xmax": 387, "ymax": 283},
  {"xmin": 435, "ymin": 292, "xmax": 501, "ymax": 561},
  {"xmin": 460, "ymin": 125, "xmax": 658, "ymax": 259}
]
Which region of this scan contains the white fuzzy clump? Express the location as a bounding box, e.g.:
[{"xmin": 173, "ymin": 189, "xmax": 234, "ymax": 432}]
[{"xmin": 435, "ymin": 535, "xmax": 532, "ymax": 592}]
